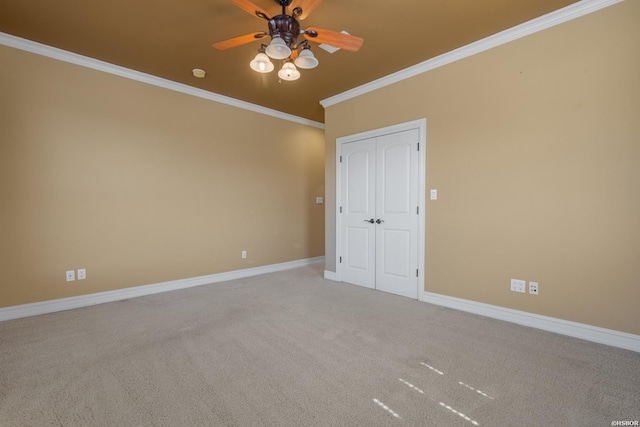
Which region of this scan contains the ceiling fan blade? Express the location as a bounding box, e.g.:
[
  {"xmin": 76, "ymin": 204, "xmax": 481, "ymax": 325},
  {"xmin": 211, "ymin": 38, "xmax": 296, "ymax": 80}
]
[
  {"xmin": 304, "ymin": 27, "xmax": 364, "ymax": 52},
  {"xmin": 230, "ymin": 0, "xmax": 271, "ymax": 19},
  {"xmin": 212, "ymin": 32, "xmax": 267, "ymax": 50},
  {"xmin": 291, "ymin": 0, "xmax": 322, "ymax": 20}
]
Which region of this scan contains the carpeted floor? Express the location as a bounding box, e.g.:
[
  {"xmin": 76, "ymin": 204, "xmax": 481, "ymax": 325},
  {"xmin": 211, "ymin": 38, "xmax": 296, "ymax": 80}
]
[{"xmin": 1, "ymin": 263, "xmax": 639, "ymax": 426}]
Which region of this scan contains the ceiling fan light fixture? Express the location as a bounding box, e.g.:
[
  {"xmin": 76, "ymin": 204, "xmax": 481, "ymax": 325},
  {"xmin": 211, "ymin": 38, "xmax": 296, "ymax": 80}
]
[
  {"xmin": 250, "ymin": 52, "xmax": 274, "ymax": 73},
  {"xmin": 278, "ymin": 62, "xmax": 300, "ymax": 81},
  {"xmin": 294, "ymin": 48, "xmax": 319, "ymax": 70},
  {"xmin": 265, "ymin": 36, "xmax": 291, "ymax": 60}
]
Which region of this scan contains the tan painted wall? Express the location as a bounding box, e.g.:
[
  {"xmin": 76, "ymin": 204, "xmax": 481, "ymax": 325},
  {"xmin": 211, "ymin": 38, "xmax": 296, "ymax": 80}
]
[
  {"xmin": 324, "ymin": 1, "xmax": 640, "ymax": 334},
  {"xmin": 0, "ymin": 45, "xmax": 325, "ymax": 308}
]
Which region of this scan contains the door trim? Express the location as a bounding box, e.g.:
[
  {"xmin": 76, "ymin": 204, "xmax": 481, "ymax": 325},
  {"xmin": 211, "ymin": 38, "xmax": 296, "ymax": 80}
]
[{"xmin": 335, "ymin": 119, "xmax": 427, "ymax": 300}]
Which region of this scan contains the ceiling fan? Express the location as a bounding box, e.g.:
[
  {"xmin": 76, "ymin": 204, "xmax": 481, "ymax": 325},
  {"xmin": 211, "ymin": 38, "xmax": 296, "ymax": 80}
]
[{"xmin": 212, "ymin": 0, "xmax": 364, "ymax": 81}]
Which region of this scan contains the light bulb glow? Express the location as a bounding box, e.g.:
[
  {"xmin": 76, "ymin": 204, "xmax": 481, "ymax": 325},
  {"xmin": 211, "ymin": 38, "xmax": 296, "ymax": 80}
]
[
  {"xmin": 278, "ymin": 62, "xmax": 300, "ymax": 81},
  {"xmin": 250, "ymin": 52, "xmax": 274, "ymax": 73}
]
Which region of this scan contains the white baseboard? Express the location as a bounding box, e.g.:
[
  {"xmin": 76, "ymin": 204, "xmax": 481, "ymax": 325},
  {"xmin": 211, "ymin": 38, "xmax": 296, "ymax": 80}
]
[
  {"xmin": 423, "ymin": 291, "xmax": 640, "ymax": 353},
  {"xmin": 323, "ymin": 270, "xmax": 337, "ymax": 281},
  {"xmin": 0, "ymin": 256, "xmax": 325, "ymax": 322}
]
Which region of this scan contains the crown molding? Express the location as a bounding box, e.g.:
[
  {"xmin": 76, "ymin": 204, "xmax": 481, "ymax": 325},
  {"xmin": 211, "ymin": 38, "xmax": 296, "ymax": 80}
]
[
  {"xmin": 0, "ymin": 32, "xmax": 324, "ymax": 130},
  {"xmin": 320, "ymin": 0, "xmax": 623, "ymax": 108}
]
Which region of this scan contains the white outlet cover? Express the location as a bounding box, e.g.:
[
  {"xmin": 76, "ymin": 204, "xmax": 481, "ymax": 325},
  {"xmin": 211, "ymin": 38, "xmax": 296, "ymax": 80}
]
[
  {"xmin": 511, "ymin": 279, "xmax": 526, "ymax": 293},
  {"xmin": 66, "ymin": 270, "xmax": 75, "ymax": 282},
  {"xmin": 77, "ymin": 268, "xmax": 86, "ymax": 280}
]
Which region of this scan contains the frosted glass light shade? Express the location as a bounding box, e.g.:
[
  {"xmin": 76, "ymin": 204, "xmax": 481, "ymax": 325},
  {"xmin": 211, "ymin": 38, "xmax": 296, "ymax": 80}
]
[
  {"xmin": 265, "ymin": 36, "xmax": 291, "ymax": 60},
  {"xmin": 250, "ymin": 52, "xmax": 274, "ymax": 73},
  {"xmin": 278, "ymin": 62, "xmax": 300, "ymax": 81},
  {"xmin": 294, "ymin": 48, "xmax": 318, "ymax": 69}
]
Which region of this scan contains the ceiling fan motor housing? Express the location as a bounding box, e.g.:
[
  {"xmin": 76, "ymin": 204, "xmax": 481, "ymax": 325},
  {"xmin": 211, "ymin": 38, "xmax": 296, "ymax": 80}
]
[{"xmin": 268, "ymin": 15, "xmax": 301, "ymax": 48}]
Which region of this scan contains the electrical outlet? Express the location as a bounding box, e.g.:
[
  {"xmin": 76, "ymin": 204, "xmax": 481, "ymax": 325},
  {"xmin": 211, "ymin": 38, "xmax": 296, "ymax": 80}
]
[
  {"xmin": 241, "ymin": 250, "xmax": 247, "ymax": 259},
  {"xmin": 66, "ymin": 270, "xmax": 75, "ymax": 282},
  {"xmin": 529, "ymin": 281, "xmax": 539, "ymax": 295},
  {"xmin": 510, "ymin": 279, "xmax": 526, "ymax": 293},
  {"xmin": 77, "ymin": 268, "xmax": 86, "ymax": 280}
]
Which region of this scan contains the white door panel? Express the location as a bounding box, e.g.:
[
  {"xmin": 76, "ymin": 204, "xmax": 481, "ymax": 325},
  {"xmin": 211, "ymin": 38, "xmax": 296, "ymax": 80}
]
[
  {"xmin": 346, "ymin": 150, "xmax": 371, "ymax": 213},
  {"xmin": 380, "ymin": 229, "xmax": 411, "ymax": 278},
  {"xmin": 380, "ymin": 143, "xmax": 412, "ymax": 214},
  {"xmin": 346, "ymin": 227, "xmax": 370, "ymax": 270}
]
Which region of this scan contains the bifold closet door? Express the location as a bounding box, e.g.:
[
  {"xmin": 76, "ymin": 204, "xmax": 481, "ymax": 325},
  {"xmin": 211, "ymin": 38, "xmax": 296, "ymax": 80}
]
[{"xmin": 340, "ymin": 129, "xmax": 419, "ymax": 298}]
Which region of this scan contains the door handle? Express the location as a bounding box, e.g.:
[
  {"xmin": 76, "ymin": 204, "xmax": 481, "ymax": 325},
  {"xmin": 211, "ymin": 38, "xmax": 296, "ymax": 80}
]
[
  {"xmin": 376, "ymin": 219, "xmax": 385, "ymax": 224},
  {"xmin": 364, "ymin": 218, "xmax": 375, "ymax": 223}
]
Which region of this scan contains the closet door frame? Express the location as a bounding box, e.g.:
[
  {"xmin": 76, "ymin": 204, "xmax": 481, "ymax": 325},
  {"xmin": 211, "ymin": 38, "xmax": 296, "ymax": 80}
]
[{"xmin": 335, "ymin": 118, "xmax": 427, "ymax": 301}]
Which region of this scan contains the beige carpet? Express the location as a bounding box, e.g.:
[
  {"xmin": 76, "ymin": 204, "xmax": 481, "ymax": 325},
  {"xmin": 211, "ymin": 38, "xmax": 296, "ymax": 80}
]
[{"xmin": 1, "ymin": 263, "xmax": 639, "ymax": 426}]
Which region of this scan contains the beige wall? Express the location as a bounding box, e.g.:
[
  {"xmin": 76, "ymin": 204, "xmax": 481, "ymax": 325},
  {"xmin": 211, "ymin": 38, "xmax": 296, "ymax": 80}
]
[
  {"xmin": 324, "ymin": 1, "xmax": 640, "ymax": 334},
  {"xmin": 0, "ymin": 45, "xmax": 325, "ymax": 308}
]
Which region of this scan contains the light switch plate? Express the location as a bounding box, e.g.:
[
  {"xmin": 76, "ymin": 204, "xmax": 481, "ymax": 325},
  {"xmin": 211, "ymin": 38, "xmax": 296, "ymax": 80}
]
[{"xmin": 430, "ymin": 189, "xmax": 438, "ymax": 200}]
